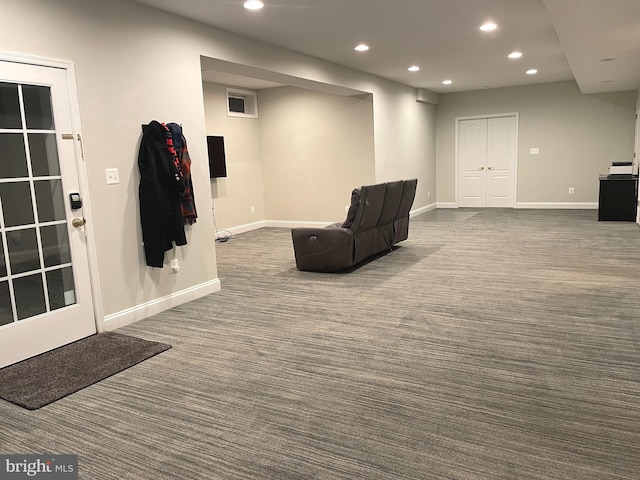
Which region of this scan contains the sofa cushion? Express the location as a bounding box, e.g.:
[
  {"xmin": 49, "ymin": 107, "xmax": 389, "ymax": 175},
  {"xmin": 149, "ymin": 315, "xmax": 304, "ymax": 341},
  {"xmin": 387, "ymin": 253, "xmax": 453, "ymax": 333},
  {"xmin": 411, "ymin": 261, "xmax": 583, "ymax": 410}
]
[
  {"xmin": 341, "ymin": 188, "xmax": 361, "ymax": 228},
  {"xmin": 393, "ymin": 179, "xmax": 418, "ymax": 244},
  {"xmin": 377, "ymin": 181, "xmax": 404, "ymax": 226}
]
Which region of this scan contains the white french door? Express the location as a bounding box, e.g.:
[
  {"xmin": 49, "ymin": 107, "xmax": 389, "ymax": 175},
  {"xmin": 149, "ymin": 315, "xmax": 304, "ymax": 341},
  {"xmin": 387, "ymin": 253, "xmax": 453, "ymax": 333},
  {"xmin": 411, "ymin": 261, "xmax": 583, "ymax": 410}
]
[
  {"xmin": 0, "ymin": 61, "xmax": 95, "ymax": 368},
  {"xmin": 458, "ymin": 115, "xmax": 517, "ymax": 208}
]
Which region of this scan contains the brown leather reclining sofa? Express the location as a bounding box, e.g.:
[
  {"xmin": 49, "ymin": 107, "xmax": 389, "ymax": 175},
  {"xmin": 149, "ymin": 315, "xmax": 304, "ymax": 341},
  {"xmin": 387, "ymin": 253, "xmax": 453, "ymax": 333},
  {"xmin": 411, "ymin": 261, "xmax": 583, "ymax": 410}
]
[{"xmin": 291, "ymin": 179, "xmax": 417, "ymax": 272}]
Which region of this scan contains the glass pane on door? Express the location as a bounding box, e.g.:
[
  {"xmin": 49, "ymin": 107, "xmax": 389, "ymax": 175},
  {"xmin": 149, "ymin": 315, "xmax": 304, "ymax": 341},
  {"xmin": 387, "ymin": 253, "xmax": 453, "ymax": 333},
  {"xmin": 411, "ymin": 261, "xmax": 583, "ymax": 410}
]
[
  {"xmin": 22, "ymin": 85, "xmax": 55, "ymax": 130},
  {"xmin": 0, "ymin": 182, "xmax": 35, "ymax": 227},
  {"xmin": 7, "ymin": 228, "xmax": 39, "ymax": 275},
  {"xmin": 29, "ymin": 133, "xmax": 60, "ymax": 176},
  {"xmin": 0, "ymin": 240, "xmax": 6, "ymax": 277},
  {"xmin": 1, "ymin": 133, "xmax": 28, "ymax": 178},
  {"xmin": 47, "ymin": 266, "xmax": 75, "ymax": 311},
  {"xmin": 0, "ymin": 83, "xmax": 21, "ymax": 129},
  {"xmin": 0, "ymin": 81, "xmax": 77, "ymax": 325},
  {"xmin": 13, "ymin": 274, "xmax": 46, "ymax": 320},
  {"xmin": 0, "ymin": 282, "xmax": 11, "ymax": 326},
  {"xmin": 40, "ymin": 224, "xmax": 71, "ymax": 267},
  {"xmin": 34, "ymin": 179, "xmax": 66, "ymax": 222}
]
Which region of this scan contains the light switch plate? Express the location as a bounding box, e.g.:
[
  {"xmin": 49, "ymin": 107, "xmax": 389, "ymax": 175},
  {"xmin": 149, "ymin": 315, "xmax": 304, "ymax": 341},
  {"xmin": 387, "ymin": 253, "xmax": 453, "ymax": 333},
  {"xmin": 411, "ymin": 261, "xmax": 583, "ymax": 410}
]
[
  {"xmin": 106, "ymin": 168, "xmax": 119, "ymax": 185},
  {"xmin": 530, "ymin": 147, "xmax": 540, "ymax": 155}
]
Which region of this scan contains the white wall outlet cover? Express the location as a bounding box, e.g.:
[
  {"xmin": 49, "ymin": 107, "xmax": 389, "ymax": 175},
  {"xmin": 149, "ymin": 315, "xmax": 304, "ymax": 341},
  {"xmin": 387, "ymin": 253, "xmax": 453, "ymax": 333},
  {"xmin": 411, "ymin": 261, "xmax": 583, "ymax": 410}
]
[
  {"xmin": 529, "ymin": 147, "xmax": 540, "ymax": 155},
  {"xmin": 170, "ymin": 258, "xmax": 180, "ymax": 273}
]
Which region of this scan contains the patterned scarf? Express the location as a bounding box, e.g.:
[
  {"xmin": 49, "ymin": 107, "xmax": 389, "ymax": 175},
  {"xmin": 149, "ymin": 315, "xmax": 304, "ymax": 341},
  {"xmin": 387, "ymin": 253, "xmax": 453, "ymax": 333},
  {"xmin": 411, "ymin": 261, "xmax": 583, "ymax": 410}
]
[
  {"xmin": 161, "ymin": 123, "xmax": 184, "ymax": 188},
  {"xmin": 167, "ymin": 123, "xmax": 197, "ymax": 225},
  {"xmin": 179, "ymin": 136, "xmax": 197, "ymax": 225}
]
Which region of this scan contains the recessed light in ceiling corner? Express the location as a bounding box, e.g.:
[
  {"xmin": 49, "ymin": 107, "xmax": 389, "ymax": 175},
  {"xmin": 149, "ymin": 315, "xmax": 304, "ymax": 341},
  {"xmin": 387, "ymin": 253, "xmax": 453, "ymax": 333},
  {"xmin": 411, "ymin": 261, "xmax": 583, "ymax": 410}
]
[
  {"xmin": 479, "ymin": 22, "xmax": 497, "ymax": 32},
  {"xmin": 601, "ymin": 80, "xmax": 614, "ymax": 83},
  {"xmin": 408, "ymin": 65, "xmax": 420, "ymax": 72},
  {"xmin": 508, "ymin": 51, "xmax": 523, "ymax": 59},
  {"xmin": 600, "ymin": 57, "xmax": 617, "ymax": 62},
  {"xmin": 442, "ymin": 80, "xmax": 453, "ymax": 85},
  {"xmin": 354, "ymin": 44, "xmax": 370, "ymax": 52},
  {"xmin": 525, "ymin": 69, "xmax": 538, "ymax": 75},
  {"xmin": 244, "ymin": 0, "xmax": 264, "ymax": 10}
]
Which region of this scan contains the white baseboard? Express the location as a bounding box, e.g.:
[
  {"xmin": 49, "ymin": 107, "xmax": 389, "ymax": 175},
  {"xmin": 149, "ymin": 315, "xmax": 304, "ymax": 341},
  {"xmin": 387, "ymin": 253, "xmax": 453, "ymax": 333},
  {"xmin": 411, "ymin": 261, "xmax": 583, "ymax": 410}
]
[
  {"xmin": 515, "ymin": 202, "xmax": 598, "ymax": 209},
  {"xmin": 226, "ymin": 220, "xmax": 332, "ymax": 232},
  {"xmin": 102, "ymin": 278, "xmax": 221, "ymax": 331},
  {"xmin": 410, "ymin": 202, "xmax": 437, "ymax": 217},
  {"xmin": 219, "ymin": 220, "xmax": 265, "ymax": 236},
  {"xmin": 223, "ymin": 201, "xmax": 598, "ymax": 235},
  {"xmin": 229, "ymin": 210, "xmax": 437, "ymax": 231},
  {"xmin": 433, "ymin": 202, "xmax": 597, "ymax": 210},
  {"xmin": 436, "ymin": 202, "xmax": 458, "ymax": 209},
  {"xmin": 266, "ymin": 220, "xmax": 333, "ymax": 228}
]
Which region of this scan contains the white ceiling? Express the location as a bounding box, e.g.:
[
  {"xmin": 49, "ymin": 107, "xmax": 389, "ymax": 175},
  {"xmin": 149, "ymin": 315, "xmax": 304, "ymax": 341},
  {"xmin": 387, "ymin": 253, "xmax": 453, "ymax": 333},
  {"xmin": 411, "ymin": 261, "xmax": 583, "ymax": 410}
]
[{"xmin": 134, "ymin": 0, "xmax": 640, "ymax": 94}]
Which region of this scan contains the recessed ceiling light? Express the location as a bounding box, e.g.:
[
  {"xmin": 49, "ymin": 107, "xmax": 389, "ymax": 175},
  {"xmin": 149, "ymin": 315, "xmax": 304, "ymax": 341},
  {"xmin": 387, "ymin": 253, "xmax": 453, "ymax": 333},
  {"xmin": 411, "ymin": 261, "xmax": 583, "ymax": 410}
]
[
  {"xmin": 442, "ymin": 80, "xmax": 452, "ymax": 85},
  {"xmin": 601, "ymin": 80, "xmax": 614, "ymax": 83},
  {"xmin": 600, "ymin": 57, "xmax": 617, "ymax": 62},
  {"xmin": 244, "ymin": 0, "xmax": 264, "ymax": 10},
  {"xmin": 526, "ymin": 69, "xmax": 538, "ymax": 75},
  {"xmin": 508, "ymin": 51, "xmax": 523, "ymax": 59},
  {"xmin": 479, "ymin": 22, "xmax": 497, "ymax": 32},
  {"xmin": 408, "ymin": 66, "xmax": 420, "ymax": 72},
  {"xmin": 354, "ymin": 44, "xmax": 369, "ymax": 52}
]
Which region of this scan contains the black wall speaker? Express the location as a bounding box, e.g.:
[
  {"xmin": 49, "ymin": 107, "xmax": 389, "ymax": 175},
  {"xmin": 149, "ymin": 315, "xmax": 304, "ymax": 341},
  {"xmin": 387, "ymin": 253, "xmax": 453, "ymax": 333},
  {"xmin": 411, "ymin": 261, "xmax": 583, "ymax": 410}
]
[{"xmin": 207, "ymin": 136, "xmax": 227, "ymax": 178}]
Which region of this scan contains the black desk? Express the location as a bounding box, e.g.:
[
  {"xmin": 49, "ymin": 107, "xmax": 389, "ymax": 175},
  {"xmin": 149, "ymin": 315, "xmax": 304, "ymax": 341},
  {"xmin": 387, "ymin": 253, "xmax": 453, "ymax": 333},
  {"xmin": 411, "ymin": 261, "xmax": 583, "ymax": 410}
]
[{"xmin": 598, "ymin": 175, "xmax": 638, "ymax": 221}]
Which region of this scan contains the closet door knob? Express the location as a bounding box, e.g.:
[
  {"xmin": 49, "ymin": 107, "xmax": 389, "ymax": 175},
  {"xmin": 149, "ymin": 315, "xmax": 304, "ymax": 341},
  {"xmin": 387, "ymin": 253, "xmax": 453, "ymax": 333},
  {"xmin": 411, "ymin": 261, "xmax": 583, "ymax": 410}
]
[
  {"xmin": 479, "ymin": 166, "xmax": 485, "ymax": 170},
  {"xmin": 488, "ymin": 166, "xmax": 493, "ymax": 170}
]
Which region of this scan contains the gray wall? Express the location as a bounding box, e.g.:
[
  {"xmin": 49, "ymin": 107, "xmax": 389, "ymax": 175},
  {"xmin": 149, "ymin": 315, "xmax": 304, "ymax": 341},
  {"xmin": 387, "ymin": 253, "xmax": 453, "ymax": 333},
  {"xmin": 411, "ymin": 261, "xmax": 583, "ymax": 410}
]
[
  {"xmin": 436, "ymin": 81, "xmax": 637, "ymax": 205},
  {"xmin": 2, "ymin": 0, "xmax": 436, "ymax": 324},
  {"xmin": 259, "ymin": 87, "xmax": 375, "ymax": 223},
  {"xmin": 202, "ymin": 82, "xmax": 265, "ymax": 230},
  {"xmin": 203, "ymin": 84, "xmax": 376, "ymax": 229}
]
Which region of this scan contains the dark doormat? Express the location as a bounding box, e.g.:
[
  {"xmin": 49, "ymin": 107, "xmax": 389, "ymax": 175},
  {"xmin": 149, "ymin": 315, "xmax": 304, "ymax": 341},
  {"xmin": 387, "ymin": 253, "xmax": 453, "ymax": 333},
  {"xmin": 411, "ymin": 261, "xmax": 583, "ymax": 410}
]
[{"xmin": 0, "ymin": 332, "xmax": 171, "ymax": 410}]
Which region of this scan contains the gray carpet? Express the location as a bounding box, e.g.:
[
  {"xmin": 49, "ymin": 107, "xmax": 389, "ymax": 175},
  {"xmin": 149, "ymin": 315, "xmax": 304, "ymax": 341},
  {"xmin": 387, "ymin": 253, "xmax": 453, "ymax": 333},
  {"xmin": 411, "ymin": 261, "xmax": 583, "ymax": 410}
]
[
  {"xmin": 0, "ymin": 209, "xmax": 639, "ymax": 479},
  {"xmin": 0, "ymin": 332, "xmax": 171, "ymax": 410}
]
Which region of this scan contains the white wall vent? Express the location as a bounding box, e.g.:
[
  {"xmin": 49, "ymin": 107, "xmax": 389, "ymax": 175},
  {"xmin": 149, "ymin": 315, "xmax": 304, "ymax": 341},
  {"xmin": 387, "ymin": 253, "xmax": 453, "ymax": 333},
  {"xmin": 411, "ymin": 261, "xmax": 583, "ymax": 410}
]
[{"xmin": 226, "ymin": 87, "xmax": 258, "ymax": 118}]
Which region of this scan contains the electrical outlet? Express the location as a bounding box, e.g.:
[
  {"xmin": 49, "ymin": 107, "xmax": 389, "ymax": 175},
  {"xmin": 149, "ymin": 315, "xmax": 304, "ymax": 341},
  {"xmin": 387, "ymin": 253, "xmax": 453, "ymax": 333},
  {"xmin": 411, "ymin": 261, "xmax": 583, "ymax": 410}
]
[
  {"xmin": 250, "ymin": 206, "xmax": 256, "ymax": 214},
  {"xmin": 569, "ymin": 187, "xmax": 575, "ymax": 194},
  {"xmin": 530, "ymin": 147, "xmax": 540, "ymax": 155},
  {"xmin": 106, "ymin": 168, "xmax": 119, "ymax": 185}
]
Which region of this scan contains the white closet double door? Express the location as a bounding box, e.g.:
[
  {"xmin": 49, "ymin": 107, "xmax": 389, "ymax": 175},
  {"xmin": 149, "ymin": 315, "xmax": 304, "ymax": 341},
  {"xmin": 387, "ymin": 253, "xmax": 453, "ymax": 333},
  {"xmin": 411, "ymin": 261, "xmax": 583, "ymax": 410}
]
[{"xmin": 458, "ymin": 115, "xmax": 517, "ymax": 208}]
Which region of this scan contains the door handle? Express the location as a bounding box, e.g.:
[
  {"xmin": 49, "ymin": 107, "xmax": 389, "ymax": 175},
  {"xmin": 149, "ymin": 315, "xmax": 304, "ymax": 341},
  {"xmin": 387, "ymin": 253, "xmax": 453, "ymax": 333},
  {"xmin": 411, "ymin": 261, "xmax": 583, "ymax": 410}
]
[
  {"xmin": 488, "ymin": 166, "xmax": 493, "ymax": 170},
  {"xmin": 480, "ymin": 166, "xmax": 485, "ymax": 170},
  {"xmin": 72, "ymin": 217, "xmax": 86, "ymax": 228}
]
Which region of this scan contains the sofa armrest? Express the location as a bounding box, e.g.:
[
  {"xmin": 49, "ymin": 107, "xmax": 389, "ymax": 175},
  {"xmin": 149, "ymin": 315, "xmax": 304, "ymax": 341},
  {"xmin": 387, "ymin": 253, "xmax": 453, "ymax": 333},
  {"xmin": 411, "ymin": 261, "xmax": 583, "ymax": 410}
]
[{"xmin": 291, "ymin": 227, "xmax": 355, "ymax": 272}]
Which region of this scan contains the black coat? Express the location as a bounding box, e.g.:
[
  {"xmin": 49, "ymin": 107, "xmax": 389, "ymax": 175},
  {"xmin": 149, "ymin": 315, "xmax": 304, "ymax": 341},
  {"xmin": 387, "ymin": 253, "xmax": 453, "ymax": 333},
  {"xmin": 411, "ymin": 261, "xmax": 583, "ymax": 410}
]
[{"xmin": 138, "ymin": 120, "xmax": 186, "ymax": 267}]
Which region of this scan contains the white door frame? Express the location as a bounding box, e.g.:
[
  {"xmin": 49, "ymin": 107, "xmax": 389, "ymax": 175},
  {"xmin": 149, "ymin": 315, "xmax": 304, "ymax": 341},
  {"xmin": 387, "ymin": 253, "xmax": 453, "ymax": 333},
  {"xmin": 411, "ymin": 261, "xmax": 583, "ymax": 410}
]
[
  {"xmin": 0, "ymin": 51, "xmax": 104, "ymax": 332},
  {"xmin": 455, "ymin": 112, "xmax": 519, "ymax": 208}
]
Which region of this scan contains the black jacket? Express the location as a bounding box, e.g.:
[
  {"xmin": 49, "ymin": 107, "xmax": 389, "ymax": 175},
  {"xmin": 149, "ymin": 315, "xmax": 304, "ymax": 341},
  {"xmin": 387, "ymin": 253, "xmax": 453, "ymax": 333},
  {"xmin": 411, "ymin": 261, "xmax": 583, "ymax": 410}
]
[{"xmin": 138, "ymin": 120, "xmax": 186, "ymax": 267}]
